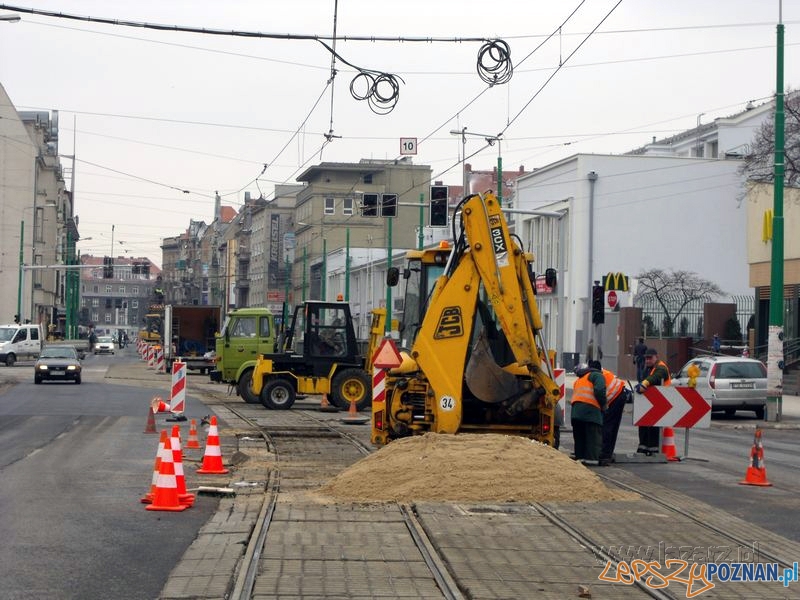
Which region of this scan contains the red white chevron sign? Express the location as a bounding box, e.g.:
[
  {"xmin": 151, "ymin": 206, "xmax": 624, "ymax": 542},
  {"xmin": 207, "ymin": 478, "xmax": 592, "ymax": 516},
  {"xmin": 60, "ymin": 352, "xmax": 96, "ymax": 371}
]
[{"xmin": 633, "ymin": 386, "xmax": 711, "ymax": 428}]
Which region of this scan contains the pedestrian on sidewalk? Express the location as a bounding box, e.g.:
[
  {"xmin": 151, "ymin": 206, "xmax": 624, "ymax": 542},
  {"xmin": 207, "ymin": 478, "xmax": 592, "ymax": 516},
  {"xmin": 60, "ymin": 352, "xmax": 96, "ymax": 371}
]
[
  {"xmin": 571, "ymin": 363, "xmax": 607, "ymax": 466},
  {"xmin": 633, "ymin": 337, "xmax": 647, "ymax": 382},
  {"xmin": 590, "ymin": 360, "xmax": 630, "ymax": 465},
  {"xmin": 635, "ymin": 348, "xmax": 671, "ymax": 454}
]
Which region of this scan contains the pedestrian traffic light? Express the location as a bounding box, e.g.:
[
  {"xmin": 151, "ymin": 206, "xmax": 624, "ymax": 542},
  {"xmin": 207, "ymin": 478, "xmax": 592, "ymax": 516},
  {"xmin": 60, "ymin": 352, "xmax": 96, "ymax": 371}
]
[
  {"xmin": 592, "ymin": 284, "xmax": 605, "ymax": 324},
  {"xmin": 13, "ymin": 314, "xmax": 19, "ymax": 324},
  {"xmin": 103, "ymin": 256, "xmax": 114, "ymax": 279},
  {"xmin": 429, "ymin": 185, "xmax": 448, "ymax": 227},
  {"xmin": 361, "ymin": 193, "xmax": 379, "ymax": 217},
  {"xmin": 380, "ymin": 193, "xmax": 397, "ymax": 218}
]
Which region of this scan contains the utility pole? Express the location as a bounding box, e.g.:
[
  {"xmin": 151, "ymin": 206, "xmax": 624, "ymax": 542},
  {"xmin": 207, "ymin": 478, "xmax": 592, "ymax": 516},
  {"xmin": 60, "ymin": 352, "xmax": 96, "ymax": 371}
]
[{"xmin": 766, "ymin": 2, "xmax": 785, "ymax": 422}]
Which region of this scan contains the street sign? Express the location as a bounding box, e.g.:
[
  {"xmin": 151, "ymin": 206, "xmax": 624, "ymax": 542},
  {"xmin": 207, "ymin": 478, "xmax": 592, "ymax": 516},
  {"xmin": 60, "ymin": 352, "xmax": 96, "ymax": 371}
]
[
  {"xmin": 607, "ymin": 290, "xmax": 618, "ymax": 309},
  {"xmin": 633, "ymin": 386, "xmax": 711, "ymax": 428},
  {"xmin": 372, "ymin": 337, "xmax": 403, "ymax": 369},
  {"xmin": 400, "ymin": 137, "xmax": 417, "ymax": 155}
]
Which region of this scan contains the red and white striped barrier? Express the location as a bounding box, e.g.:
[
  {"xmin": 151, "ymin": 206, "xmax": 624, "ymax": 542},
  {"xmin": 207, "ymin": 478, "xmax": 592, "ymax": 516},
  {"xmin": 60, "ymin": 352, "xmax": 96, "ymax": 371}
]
[
  {"xmin": 169, "ymin": 360, "xmax": 187, "ymax": 415},
  {"xmin": 147, "ymin": 345, "xmax": 156, "ymax": 369},
  {"xmin": 155, "ymin": 346, "xmax": 165, "ymax": 373}
]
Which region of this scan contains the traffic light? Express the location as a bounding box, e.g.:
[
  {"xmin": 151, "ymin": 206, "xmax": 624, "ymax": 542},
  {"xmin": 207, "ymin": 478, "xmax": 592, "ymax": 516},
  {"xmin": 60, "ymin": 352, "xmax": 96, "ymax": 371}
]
[
  {"xmin": 361, "ymin": 193, "xmax": 379, "ymax": 217},
  {"xmin": 591, "ymin": 284, "xmax": 605, "ymax": 324},
  {"xmin": 14, "ymin": 314, "xmax": 19, "ymax": 324},
  {"xmin": 429, "ymin": 185, "xmax": 448, "ymax": 227},
  {"xmin": 380, "ymin": 193, "xmax": 397, "ymax": 217},
  {"xmin": 103, "ymin": 256, "xmax": 114, "ymax": 279}
]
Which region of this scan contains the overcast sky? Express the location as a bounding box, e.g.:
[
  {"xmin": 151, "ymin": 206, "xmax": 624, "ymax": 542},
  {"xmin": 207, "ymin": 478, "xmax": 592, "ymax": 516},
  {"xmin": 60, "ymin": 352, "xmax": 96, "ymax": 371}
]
[{"xmin": 1, "ymin": 0, "xmax": 798, "ymax": 265}]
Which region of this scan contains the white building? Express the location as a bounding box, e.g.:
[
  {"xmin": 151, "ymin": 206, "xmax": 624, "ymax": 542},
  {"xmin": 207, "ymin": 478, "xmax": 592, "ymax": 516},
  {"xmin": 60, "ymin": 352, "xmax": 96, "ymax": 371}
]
[{"xmin": 515, "ymin": 98, "xmax": 776, "ymax": 370}]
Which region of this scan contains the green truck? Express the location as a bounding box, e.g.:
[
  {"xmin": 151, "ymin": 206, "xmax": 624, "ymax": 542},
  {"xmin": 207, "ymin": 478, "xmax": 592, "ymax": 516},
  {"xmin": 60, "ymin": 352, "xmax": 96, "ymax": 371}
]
[{"xmin": 209, "ymin": 307, "xmax": 278, "ymax": 403}]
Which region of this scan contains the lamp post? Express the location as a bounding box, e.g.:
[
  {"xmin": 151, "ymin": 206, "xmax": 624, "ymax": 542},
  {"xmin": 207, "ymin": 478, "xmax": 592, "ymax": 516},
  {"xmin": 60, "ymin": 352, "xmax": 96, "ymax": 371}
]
[{"xmin": 449, "ymin": 127, "xmax": 502, "ymax": 201}]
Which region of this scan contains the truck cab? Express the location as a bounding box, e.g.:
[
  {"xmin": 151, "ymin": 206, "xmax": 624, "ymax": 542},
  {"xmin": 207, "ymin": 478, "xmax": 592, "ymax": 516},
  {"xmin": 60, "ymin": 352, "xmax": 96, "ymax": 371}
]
[
  {"xmin": 0, "ymin": 323, "xmax": 43, "ymax": 366},
  {"xmin": 210, "ymin": 307, "xmax": 277, "ymax": 403}
]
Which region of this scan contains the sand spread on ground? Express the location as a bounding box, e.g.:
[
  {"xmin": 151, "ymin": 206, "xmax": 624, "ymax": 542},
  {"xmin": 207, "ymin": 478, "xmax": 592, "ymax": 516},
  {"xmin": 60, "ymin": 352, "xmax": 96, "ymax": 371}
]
[{"xmin": 317, "ymin": 432, "xmax": 638, "ymax": 503}]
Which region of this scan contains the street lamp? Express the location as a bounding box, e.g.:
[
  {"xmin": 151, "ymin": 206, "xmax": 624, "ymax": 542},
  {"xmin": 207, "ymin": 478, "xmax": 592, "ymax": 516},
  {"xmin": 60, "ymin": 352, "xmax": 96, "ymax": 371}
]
[{"xmin": 449, "ymin": 127, "xmax": 502, "ymax": 200}]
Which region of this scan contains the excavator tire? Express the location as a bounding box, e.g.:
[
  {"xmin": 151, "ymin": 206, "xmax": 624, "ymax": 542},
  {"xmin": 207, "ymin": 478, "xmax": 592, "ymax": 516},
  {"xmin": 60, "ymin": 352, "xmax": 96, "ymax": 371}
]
[
  {"xmin": 237, "ymin": 369, "xmax": 261, "ymax": 404},
  {"xmin": 260, "ymin": 378, "xmax": 296, "ymax": 410},
  {"xmin": 331, "ymin": 368, "xmax": 371, "ymax": 411}
]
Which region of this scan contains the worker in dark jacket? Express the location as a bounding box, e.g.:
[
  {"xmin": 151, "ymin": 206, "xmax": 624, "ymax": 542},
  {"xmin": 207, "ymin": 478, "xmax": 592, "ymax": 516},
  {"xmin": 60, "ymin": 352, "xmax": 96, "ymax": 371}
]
[
  {"xmin": 571, "ymin": 363, "xmax": 607, "ymax": 465},
  {"xmin": 589, "ymin": 360, "xmax": 630, "ymax": 465},
  {"xmin": 635, "ymin": 348, "xmax": 672, "ymax": 453}
]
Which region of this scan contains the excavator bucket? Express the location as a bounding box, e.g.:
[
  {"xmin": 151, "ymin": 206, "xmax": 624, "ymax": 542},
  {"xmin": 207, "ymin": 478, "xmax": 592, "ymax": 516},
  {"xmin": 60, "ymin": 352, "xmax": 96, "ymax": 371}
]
[{"xmin": 464, "ymin": 331, "xmax": 521, "ymax": 404}]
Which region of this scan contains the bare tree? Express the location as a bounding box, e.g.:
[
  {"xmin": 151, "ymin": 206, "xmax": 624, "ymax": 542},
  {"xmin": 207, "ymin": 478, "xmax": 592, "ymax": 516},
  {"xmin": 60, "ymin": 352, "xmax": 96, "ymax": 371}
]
[
  {"xmin": 739, "ymin": 90, "xmax": 800, "ymax": 186},
  {"xmin": 634, "ymin": 269, "xmax": 723, "ymax": 334}
]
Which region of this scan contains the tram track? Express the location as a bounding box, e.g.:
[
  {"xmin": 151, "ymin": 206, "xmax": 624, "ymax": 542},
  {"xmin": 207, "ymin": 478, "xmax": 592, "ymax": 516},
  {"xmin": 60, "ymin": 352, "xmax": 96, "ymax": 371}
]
[{"xmin": 221, "ymin": 402, "xmax": 464, "ymax": 600}]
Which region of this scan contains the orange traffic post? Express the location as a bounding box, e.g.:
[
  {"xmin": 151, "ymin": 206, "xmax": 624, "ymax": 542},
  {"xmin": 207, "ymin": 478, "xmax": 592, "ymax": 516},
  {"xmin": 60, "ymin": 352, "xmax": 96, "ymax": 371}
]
[
  {"xmin": 197, "ymin": 416, "xmax": 229, "ymax": 475},
  {"xmin": 146, "ymin": 435, "xmax": 189, "ymax": 511},
  {"xmin": 739, "ymin": 428, "xmax": 772, "ymax": 487},
  {"xmin": 170, "ymin": 425, "xmax": 195, "ymax": 506},
  {"xmin": 319, "ymin": 392, "xmax": 338, "ymax": 413},
  {"xmin": 141, "ymin": 430, "xmax": 167, "ymax": 504},
  {"xmin": 661, "ymin": 427, "xmax": 680, "ymax": 462},
  {"xmin": 185, "ymin": 419, "xmax": 202, "ymax": 449}
]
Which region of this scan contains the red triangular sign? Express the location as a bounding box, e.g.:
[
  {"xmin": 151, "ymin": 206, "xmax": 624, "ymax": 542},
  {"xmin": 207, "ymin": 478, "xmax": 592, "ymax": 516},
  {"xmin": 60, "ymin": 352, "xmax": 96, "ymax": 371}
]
[{"xmin": 372, "ymin": 338, "xmax": 403, "ymax": 369}]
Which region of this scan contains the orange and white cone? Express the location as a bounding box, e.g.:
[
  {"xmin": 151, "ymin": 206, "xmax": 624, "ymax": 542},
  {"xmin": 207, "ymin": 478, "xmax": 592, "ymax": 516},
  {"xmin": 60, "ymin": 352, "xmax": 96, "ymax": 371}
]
[
  {"xmin": 319, "ymin": 392, "xmax": 338, "ymax": 412},
  {"xmin": 146, "ymin": 435, "xmax": 189, "ymax": 511},
  {"xmin": 141, "ymin": 430, "xmax": 167, "ymax": 503},
  {"xmin": 197, "ymin": 416, "xmax": 229, "ymax": 474},
  {"xmin": 661, "ymin": 427, "xmax": 680, "ymax": 462},
  {"xmin": 170, "ymin": 425, "xmax": 195, "ymax": 506},
  {"xmin": 739, "ymin": 428, "xmax": 772, "ymax": 487},
  {"xmin": 185, "ymin": 419, "xmax": 202, "ymax": 449},
  {"xmin": 143, "ymin": 404, "xmax": 157, "ymax": 434},
  {"xmin": 151, "ymin": 396, "xmax": 170, "ymax": 413}
]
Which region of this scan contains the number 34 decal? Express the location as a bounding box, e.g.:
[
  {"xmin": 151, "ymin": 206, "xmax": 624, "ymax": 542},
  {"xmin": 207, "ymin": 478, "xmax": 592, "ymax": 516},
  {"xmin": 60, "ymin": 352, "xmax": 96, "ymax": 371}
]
[{"xmin": 439, "ymin": 396, "xmax": 456, "ymax": 411}]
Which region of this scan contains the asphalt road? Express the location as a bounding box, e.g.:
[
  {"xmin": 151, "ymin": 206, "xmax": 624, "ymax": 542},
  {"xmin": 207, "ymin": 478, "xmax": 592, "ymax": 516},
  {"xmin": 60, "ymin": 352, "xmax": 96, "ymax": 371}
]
[{"xmin": 0, "ymin": 352, "xmax": 218, "ymax": 600}]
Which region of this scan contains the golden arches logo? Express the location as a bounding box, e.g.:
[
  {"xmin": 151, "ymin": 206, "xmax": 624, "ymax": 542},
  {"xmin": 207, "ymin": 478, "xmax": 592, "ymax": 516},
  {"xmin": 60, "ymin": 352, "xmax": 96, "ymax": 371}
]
[{"xmin": 603, "ymin": 272, "xmax": 629, "ymax": 292}]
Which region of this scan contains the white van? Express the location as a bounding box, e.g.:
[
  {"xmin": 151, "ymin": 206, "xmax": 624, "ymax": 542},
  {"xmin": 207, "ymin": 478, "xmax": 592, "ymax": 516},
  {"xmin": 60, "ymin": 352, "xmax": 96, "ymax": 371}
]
[{"xmin": 0, "ymin": 323, "xmax": 43, "ymax": 366}]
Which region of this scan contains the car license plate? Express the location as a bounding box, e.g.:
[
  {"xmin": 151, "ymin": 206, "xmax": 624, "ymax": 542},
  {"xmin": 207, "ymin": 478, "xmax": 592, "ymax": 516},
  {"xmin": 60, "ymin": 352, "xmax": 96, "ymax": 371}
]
[{"xmin": 731, "ymin": 382, "xmax": 754, "ymax": 389}]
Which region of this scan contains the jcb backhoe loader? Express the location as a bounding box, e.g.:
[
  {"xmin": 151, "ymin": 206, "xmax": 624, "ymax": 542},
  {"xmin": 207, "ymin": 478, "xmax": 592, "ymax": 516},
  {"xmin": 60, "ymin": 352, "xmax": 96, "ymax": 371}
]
[{"xmin": 372, "ymin": 191, "xmax": 561, "ymax": 445}]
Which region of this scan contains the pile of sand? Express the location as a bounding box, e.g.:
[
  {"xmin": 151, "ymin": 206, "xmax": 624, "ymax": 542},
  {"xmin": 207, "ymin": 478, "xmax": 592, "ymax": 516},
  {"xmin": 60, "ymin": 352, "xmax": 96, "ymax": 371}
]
[{"xmin": 317, "ymin": 433, "xmax": 638, "ymax": 503}]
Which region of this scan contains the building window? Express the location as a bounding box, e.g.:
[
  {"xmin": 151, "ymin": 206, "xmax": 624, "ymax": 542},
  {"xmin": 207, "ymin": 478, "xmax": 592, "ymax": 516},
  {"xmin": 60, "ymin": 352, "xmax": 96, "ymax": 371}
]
[
  {"xmin": 105, "ymin": 285, "xmax": 112, "ymax": 293},
  {"xmin": 343, "ymin": 197, "xmax": 354, "ymax": 216},
  {"xmin": 92, "ymin": 298, "xmax": 99, "ymax": 307},
  {"xmin": 119, "ymin": 285, "xmax": 125, "ymax": 294},
  {"xmin": 132, "ymin": 286, "xmax": 139, "ymax": 295},
  {"xmin": 93, "ymin": 285, "xmax": 99, "ymax": 293},
  {"xmin": 132, "ymin": 300, "xmax": 139, "ymax": 309},
  {"xmin": 363, "ymin": 174, "xmax": 373, "ymax": 184},
  {"xmin": 81, "ymin": 297, "xmax": 86, "ymax": 307},
  {"xmin": 324, "ymin": 197, "xmax": 335, "ymax": 215},
  {"xmin": 92, "ymin": 312, "xmax": 99, "ymax": 323},
  {"xmin": 105, "ymin": 314, "xmax": 112, "ymax": 323}
]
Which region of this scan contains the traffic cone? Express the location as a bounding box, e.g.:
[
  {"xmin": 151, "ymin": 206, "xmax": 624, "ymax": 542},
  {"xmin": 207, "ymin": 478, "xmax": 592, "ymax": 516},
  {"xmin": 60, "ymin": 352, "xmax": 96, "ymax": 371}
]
[
  {"xmin": 141, "ymin": 430, "xmax": 167, "ymax": 503},
  {"xmin": 146, "ymin": 435, "xmax": 189, "ymax": 511},
  {"xmin": 739, "ymin": 428, "xmax": 772, "ymax": 487},
  {"xmin": 151, "ymin": 396, "xmax": 170, "ymax": 413},
  {"xmin": 661, "ymin": 427, "xmax": 680, "ymax": 462},
  {"xmin": 197, "ymin": 416, "xmax": 229, "ymax": 474},
  {"xmin": 185, "ymin": 419, "xmax": 202, "ymax": 449},
  {"xmin": 170, "ymin": 425, "xmax": 195, "ymax": 506},
  {"xmin": 341, "ymin": 397, "xmax": 368, "ymax": 424},
  {"xmin": 319, "ymin": 392, "xmax": 339, "ymax": 413},
  {"xmin": 143, "ymin": 404, "xmax": 157, "ymax": 434}
]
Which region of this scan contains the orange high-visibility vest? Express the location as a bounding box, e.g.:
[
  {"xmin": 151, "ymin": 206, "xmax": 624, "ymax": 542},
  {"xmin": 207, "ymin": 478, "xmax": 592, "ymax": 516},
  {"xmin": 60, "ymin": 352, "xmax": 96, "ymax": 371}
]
[
  {"xmin": 601, "ymin": 369, "xmax": 625, "ymax": 403},
  {"xmin": 572, "ymin": 375, "xmax": 601, "ymax": 409}
]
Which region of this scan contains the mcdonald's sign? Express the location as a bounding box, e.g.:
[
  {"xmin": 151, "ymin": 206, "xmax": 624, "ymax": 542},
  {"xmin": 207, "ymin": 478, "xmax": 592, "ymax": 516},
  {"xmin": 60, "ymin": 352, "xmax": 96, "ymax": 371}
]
[{"xmin": 603, "ymin": 272, "xmax": 629, "ymax": 292}]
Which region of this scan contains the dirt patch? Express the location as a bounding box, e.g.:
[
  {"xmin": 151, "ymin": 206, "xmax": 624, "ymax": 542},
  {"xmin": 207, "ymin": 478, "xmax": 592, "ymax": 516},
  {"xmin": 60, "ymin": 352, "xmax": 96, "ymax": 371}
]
[{"xmin": 317, "ymin": 433, "xmax": 638, "ymax": 503}]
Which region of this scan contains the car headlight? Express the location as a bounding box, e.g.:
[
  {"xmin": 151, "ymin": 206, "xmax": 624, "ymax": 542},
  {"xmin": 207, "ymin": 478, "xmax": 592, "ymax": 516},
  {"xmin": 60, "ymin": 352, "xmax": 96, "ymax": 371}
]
[
  {"xmin": 67, "ymin": 365, "xmax": 77, "ymax": 371},
  {"xmin": 37, "ymin": 365, "xmax": 48, "ymax": 371}
]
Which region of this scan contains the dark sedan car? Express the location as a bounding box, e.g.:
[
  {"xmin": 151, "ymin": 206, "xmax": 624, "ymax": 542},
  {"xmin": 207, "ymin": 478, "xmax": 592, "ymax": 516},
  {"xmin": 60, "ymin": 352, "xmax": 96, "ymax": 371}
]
[{"xmin": 34, "ymin": 345, "xmax": 82, "ymax": 384}]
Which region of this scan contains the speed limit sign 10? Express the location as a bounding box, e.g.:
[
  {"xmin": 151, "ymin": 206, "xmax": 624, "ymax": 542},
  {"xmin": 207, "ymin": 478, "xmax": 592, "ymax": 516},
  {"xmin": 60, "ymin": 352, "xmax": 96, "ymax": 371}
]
[{"xmin": 400, "ymin": 137, "xmax": 417, "ymax": 155}]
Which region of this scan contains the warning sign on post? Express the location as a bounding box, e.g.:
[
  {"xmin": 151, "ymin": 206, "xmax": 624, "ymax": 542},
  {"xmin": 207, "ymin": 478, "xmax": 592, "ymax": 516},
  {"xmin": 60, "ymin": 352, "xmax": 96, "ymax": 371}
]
[{"xmin": 372, "ymin": 338, "xmax": 403, "ymax": 369}]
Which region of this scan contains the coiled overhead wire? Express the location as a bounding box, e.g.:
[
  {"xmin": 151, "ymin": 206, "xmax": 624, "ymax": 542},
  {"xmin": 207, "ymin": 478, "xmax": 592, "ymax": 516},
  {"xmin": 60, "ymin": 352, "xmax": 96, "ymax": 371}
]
[
  {"xmin": 477, "ymin": 39, "xmax": 513, "ymax": 85},
  {"xmin": 349, "ymin": 70, "xmax": 405, "ymax": 115}
]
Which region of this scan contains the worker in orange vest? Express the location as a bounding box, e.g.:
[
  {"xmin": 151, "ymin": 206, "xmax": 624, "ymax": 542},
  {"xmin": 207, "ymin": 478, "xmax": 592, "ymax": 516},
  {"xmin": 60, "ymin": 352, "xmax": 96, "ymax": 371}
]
[
  {"xmin": 589, "ymin": 360, "xmax": 630, "ymax": 465},
  {"xmin": 635, "ymin": 348, "xmax": 672, "ymax": 454},
  {"xmin": 570, "ymin": 363, "xmax": 607, "ymax": 466}
]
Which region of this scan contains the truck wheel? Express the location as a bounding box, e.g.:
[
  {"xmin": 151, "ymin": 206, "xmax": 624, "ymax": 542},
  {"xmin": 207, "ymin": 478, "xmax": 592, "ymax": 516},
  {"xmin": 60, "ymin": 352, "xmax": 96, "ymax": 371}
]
[
  {"xmin": 261, "ymin": 379, "xmax": 296, "ymax": 410},
  {"xmin": 5, "ymin": 354, "xmax": 15, "ymax": 367},
  {"xmin": 237, "ymin": 369, "xmax": 261, "ymax": 404},
  {"xmin": 331, "ymin": 368, "xmax": 371, "ymax": 411}
]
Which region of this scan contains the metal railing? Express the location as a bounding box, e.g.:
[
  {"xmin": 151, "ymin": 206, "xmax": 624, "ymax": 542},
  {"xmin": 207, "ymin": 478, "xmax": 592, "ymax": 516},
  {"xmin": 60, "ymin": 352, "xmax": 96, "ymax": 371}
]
[{"xmin": 637, "ymin": 294, "xmax": 754, "ymax": 342}]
